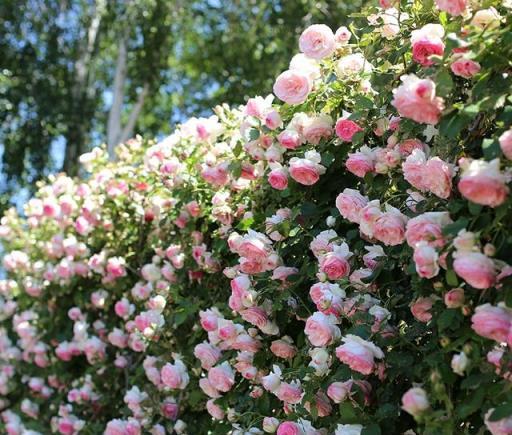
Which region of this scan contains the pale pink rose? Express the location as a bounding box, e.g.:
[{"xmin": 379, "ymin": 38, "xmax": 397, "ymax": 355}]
[
  {"xmin": 263, "ymin": 417, "xmax": 280, "ymax": 433},
  {"xmin": 206, "ymin": 399, "xmax": 225, "ymax": 420},
  {"xmin": 458, "ymin": 158, "xmax": 508, "ymax": 207},
  {"xmin": 273, "ymin": 70, "xmax": 313, "ymax": 105},
  {"xmin": 303, "ymin": 114, "xmax": 333, "ymax": 145},
  {"xmin": 392, "ymin": 75, "xmax": 444, "ymax": 124},
  {"xmin": 471, "ymin": 304, "xmax": 512, "ymax": 344},
  {"xmin": 359, "ymin": 200, "xmax": 382, "ymax": 238},
  {"xmin": 336, "ymin": 188, "xmax": 369, "ymax": 224},
  {"xmin": 299, "ymin": 24, "xmax": 335, "ymax": 59},
  {"xmin": 199, "ymin": 308, "xmax": 221, "ymax": 331},
  {"xmin": 245, "ymin": 95, "xmax": 273, "ymax": 118},
  {"xmin": 335, "ymin": 26, "xmax": 351, "ymax": 44},
  {"xmin": 363, "ymin": 245, "xmax": 386, "ymax": 269},
  {"xmin": 304, "ymin": 391, "xmax": 332, "ymax": 417},
  {"xmin": 237, "ymin": 230, "xmax": 272, "ymax": 260},
  {"xmin": 288, "ymin": 151, "xmax": 326, "ymax": 185},
  {"xmin": 346, "ymin": 147, "xmax": 375, "ymax": 178},
  {"xmin": 270, "ymin": 339, "xmax": 297, "ymax": 359},
  {"xmin": 424, "ymin": 157, "xmax": 455, "ymax": 199},
  {"xmin": 411, "ymin": 24, "xmax": 445, "ymax": 66},
  {"xmin": 208, "ymin": 362, "xmax": 235, "ymax": 392},
  {"xmin": 405, "ymin": 212, "xmax": 451, "ymax": 248},
  {"xmin": 327, "ymin": 381, "xmax": 353, "ymax": 403},
  {"xmin": 276, "ymin": 382, "xmax": 303, "ymax": 404},
  {"xmin": 277, "ymin": 422, "xmax": 303, "ymax": 435},
  {"xmin": 451, "ymin": 58, "xmax": 481, "ymax": 79},
  {"xmin": 397, "ymin": 138, "xmax": 426, "ymax": 157},
  {"xmin": 373, "ymin": 206, "xmax": 407, "ymax": 246},
  {"xmin": 335, "ymin": 334, "xmax": 384, "ymax": 375},
  {"xmin": 161, "ymin": 360, "xmax": 189, "ymax": 390},
  {"xmin": 319, "ymin": 251, "xmax": 351, "ymax": 280},
  {"xmin": 265, "ymin": 110, "xmax": 282, "ymax": 130},
  {"xmin": 335, "ymin": 119, "xmax": 363, "ymax": 142},
  {"xmin": 304, "ymin": 312, "xmax": 340, "ymax": 347},
  {"xmin": 403, "ymin": 149, "xmax": 427, "ymax": 190},
  {"xmin": 453, "ymin": 252, "xmax": 496, "ymax": 289},
  {"xmin": 402, "ymin": 387, "xmax": 429, "ymax": 416},
  {"xmin": 278, "ymin": 129, "xmax": 303, "ymax": 150},
  {"xmin": 499, "ymin": 129, "xmax": 512, "ymax": 160},
  {"xmin": 268, "ymin": 168, "xmax": 289, "ymax": 190},
  {"xmin": 199, "ymin": 378, "xmax": 221, "ymax": 398},
  {"xmin": 444, "ymin": 288, "xmax": 465, "ymax": 308},
  {"xmin": 471, "ymin": 7, "xmax": 502, "ymax": 30},
  {"xmin": 240, "ymin": 307, "xmax": 268, "ymax": 329},
  {"xmin": 485, "ymin": 409, "xmax": 512, "ymax": 435},
  {"xmin": 413, "ymin": 242, "xmax": 440, "ymax": 279},
  {"xmin": 194, "ymin": 342, "xmax": 221, "ymax": 370},
  {"xmin": 435, "ymin": 0, "xmax": 467, "ymax": 16},
  {"xmin": 309, "ymin": 282, "xmax": 345, "ymax": 315},
  {"xmin": 411, "ymin": 297, "xmax": 433, "ymax": 322}
]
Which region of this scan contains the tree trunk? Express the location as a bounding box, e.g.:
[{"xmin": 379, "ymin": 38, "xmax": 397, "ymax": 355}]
[{"xmin": 62, "ymin": 0, "xmax": 105, "ymax": 176}]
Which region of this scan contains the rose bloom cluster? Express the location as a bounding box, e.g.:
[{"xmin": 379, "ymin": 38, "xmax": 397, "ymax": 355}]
[{"xmin": 1, "ymin": 1, "xmax": 512, "ymax": 434}]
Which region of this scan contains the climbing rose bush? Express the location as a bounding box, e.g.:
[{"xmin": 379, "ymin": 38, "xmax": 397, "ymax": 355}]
[{"xmin": 2, "ymin": 1, "xmax": 512, "ymax": 434}]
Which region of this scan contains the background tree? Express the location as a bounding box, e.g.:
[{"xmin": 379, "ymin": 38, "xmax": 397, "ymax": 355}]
[{"xmin": 0, "ymin": 0, "xmax": 363, "ymax": 210}]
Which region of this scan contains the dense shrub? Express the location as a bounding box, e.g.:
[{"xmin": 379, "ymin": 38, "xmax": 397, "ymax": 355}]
[{"xmin": 2, "ymin": 1, "xmax": 512, "ymax": 434}]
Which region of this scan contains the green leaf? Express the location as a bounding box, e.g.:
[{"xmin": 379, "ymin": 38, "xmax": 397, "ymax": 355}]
[
  {"xmin": 482, "ymin": 138, "xmax": 501, "ymax": 160},
  {"xmin": 457, "ymin": 388, "xmax": 485, "ymax": 418},
  {"xmin": 362, "ymin": 424, "xmax": 382, "ymax": 435},
  {"xmin": 436, "ymin": 69, "xmax": 453, "ymax": 96},
  {"xmin": 489, "ymin": 402, "xmax": 512, "ymax": 421},
  {"xmin": 445, "ymin": 270, "xmax": 459, "ymax": 287}
]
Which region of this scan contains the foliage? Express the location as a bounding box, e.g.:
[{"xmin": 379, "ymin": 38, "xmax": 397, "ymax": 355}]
[{"xmin": 1, "ymin": 1, "xmax": 512, "ymax": 434}]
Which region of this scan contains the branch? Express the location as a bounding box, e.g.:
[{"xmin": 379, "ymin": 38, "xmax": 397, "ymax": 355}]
[{"xmin": 119, "ymin": 82, "xmax": 149, "ymax": 144}]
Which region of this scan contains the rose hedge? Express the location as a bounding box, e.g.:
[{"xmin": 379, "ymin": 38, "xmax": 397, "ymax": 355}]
[{"xmin": 2, "ymin": 1, "xmax": 512, "ymax": 434}]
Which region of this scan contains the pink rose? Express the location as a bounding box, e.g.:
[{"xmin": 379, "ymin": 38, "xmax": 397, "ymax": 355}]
[
  {"xmin": 458, "ymin": 158, "xmax": 509, "ymax": 207},
  {"xmin": 273, "ymin": 70, "xmax": 312, "ymax": 105},
  {"xmin": 397, "ymin": 138, "xmax": 426, "ymax": 157},
  {"xmin": 424, "ymin": 157, "xmax": 455, "ymax": 199},
  {"xmin": 278, "ymin": 129, "xmax": 303, "ymax": 149},
  {"xmin": 392, "ymin": 75, "xmax": 444, "ymax": 125},
  {"xmin": 335, "ymin": 334, "xmax": 384, "ymax": 375},
  {"xmin": 161, "ymin": 360, "xmax": 189, "ymax": 390},
  {"xmin": 335, "ymin": 26, "xmax": 351, "ymax": 44},
  {"xmin": 379, "ymin": 0, "xmax": 397, "ymax": 8},
  {"xmin": 411, "ymin": 297, "xmax": 434, "ymax": 323},
  {"xmin": 453, "ymin": 252, "xmax": 496, "ymax": 289},
  {"xmin": 336, "ymin": 188, "xmax": 369, "ymax": 224},
  {"xmin": 303, "ymin": 114, "xmax": 333, "ymax": 145},
  {"xmin": 346, "ymin": 147, "xmax": 375, "ymax": 178},
  {"xmin": 304, "ymin": 312, "xmax": 340, "ymax": 347},
  {"xmin": 373, "ymin": 206, "xmax": 407, "ymax": 246},
  {"xmin": 277, "ymin": 422, "xmax": 303, "ymax": 435},
  {"xmin": 206, "ymin": 399, "xmax": 225, "ymax": 420},
  {"xmin": 335, "ymin": 119, "xmax": 363, "ymax": 142},
  {"xmin": 435, "ymin": 0, "xmax": 467, "ymax": 16},
  {"xmin": 270, "ymin": 339, "xmax": 297, "ymax": 359},
  {"xmin": 199, "ymin": 378, "xmax": 221, "ymax": 398},
  {"xmin": 199, "ymin": 308, "xmax": 221, "ymax": 331},
  {"xmin": 299, "ymin": 24, "xmax": 335, "ymax": 59},
  {"xmin": 471, "ymin": 304, "xmax": 512, "ymax": 345},
  {"xmin": 208, "ymin": 362, "xmax": 235, "ymax": 392},
  {"xmin": 194, "ymin": 342, "xmax": 221, "ymax": 370},
  {"xmin": 500, "ymin": 129, "xmax": 512, "ymax": 160},
  {"xmin": 359, "ymin": 200, "xmax": 382, "ymax": 238},
  {"xmin": 402, "ymin": 387, "xmax": 429, "ymax": 416},
  {"xmin": 319, "ymin": 249, "xmax": 351, "ymax": 280},
  {"xmin": 276, "ymin": 382, "xmax": 303, "ymax": 404},
  {"xmin": 240, "ymin": 307, "xmax": 268, "ymax": 329},
  {"xmin": 444, "ymin": 288, "xmax": 465, "ymax": 308},
  {"xmin": 327, "ymin": 381, "xmax": 353, "ymax": 403},
  {"xmin": 268, "ymin": 167, "xmax": 289, "ymax": 190},
  {"xmin": 288, "ymin": 151, "xmax": 326, "ymax": 186},
  {"xmin": 411, "ymin": 24, "xmax": 445, "ymax": 66},
  {"xmin": 451, "ymin": 58, "xmax": 481, "ymax": 79},
  {"xmin": 405, "ymin": 212, "xmax": 451, "ymax": 248},
  {"xmin": 413, "ymin": 242, "xmax": 440, "ymax": 279}
]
